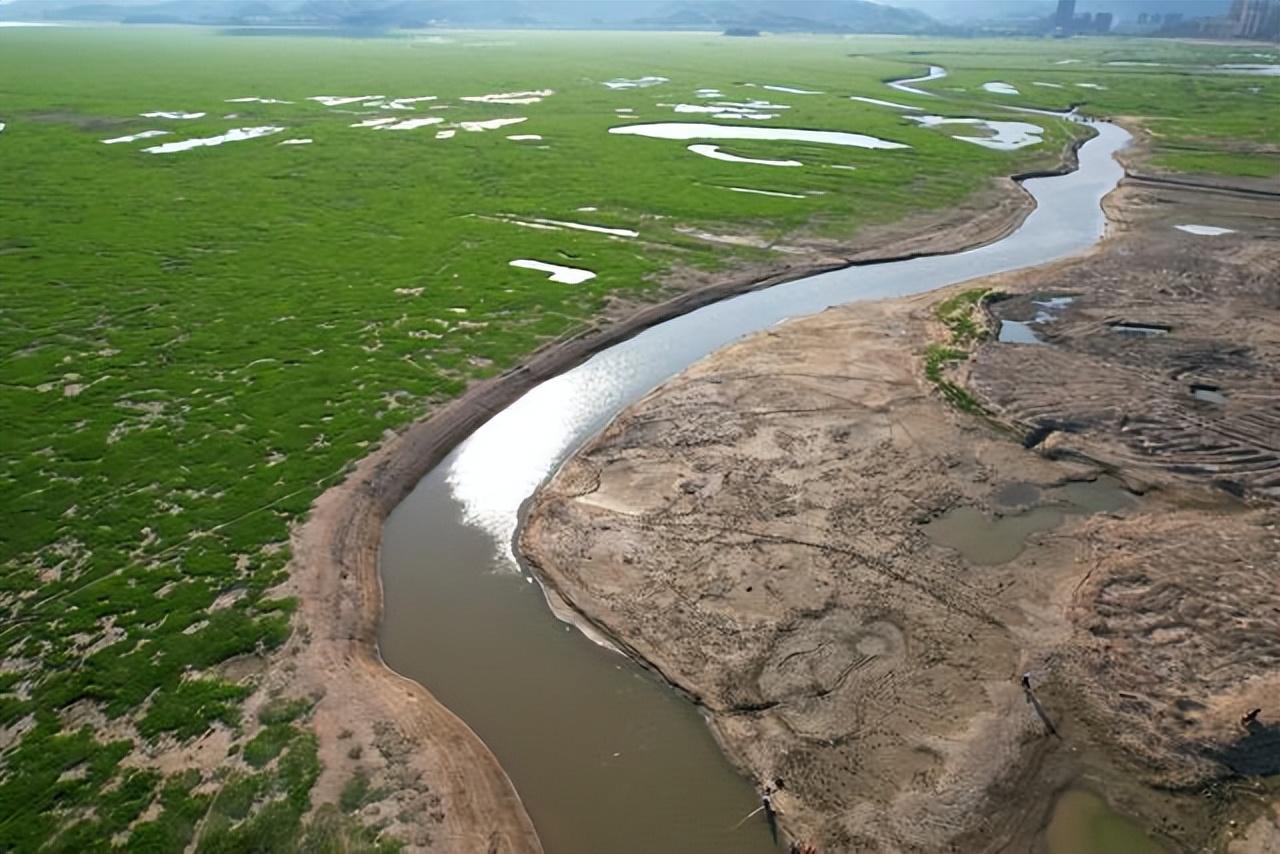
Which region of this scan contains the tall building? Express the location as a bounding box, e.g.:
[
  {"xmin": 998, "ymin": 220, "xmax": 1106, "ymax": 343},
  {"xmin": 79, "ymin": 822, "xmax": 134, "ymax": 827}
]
[
  {"xmin": 1230, "ymin": 0, "xmax": 1280, "ymax": 39},
  {"xmin": 1055, "ymin": 0, "xmax": 1077, "ymax": 29}
]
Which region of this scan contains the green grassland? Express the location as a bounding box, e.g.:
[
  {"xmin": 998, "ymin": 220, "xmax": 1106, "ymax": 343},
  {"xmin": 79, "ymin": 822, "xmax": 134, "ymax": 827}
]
[
  {"xmin": 891, "ymin": 36, "xmax": 1280, "ymax": 177},
  {"xmin": 0, "ymin": 25, "xmax": 1275, "ymax": 851}
]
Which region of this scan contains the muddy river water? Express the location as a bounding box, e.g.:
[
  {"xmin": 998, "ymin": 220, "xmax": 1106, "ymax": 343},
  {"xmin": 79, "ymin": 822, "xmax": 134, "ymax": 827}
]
[{"xmin": 379, "ymin": 119, "xmax": 1132, "ymax": 852}]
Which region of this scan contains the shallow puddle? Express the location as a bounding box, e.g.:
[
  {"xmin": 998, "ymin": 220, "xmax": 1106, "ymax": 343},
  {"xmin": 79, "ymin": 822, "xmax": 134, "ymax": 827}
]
[
  {"xmin": 1046, "ymin": 789, "xmax": 1169, "ymax": 854},
  {"xmin": 760, "ymin": 84, "xmax": 822, "ymax": 94},
  {"xmin": 721, "ymin": 186, "xmax": 805, "ymax": 199},
  {"xmin": 907, "ymin": 115, "xmax": 1043, "ymax": 150},
  {"xmin": 1176, "ymin": 224, "xmax": 1235, "ymax": 236},
  {"xmin": 1217, "ymin": 63, "xmax": 1280, "ymax": 75},
  {"xmin": 142, "ymin": 126, "xmax": 282, "ymax": 154},
  {"xmin": 1052, "ymin": 476, "xmax": 1135, "ymax": 514},
  {"xmin": 460, "ymin": 117, "xmax": 528, "ymax": 132},
  {"xmin": 1191, "ymin": 384, "xmax": 1227, "ymax": 404},
  {"xmin": 982, "ymin": 81, "xmax": 1020, "ymax": 95},
  {"xmin": 923, "ymin": 478, "xmax": 1133, "ymax": 564},
  {"xmin": 488, "ymin": 214, "xmax": 634, "ymax": 237},
  {"xmin": 997, "ymin": 294, "xmax": 1073, "ymax": 342},
  {"xmin": 140, "ymin": 110, "xmax": 205, "ymax": 119},
  {"xmin": 922, "ymin": 505, "xmax": 1065, "ymax": 565},
  {"xmin": 462, "ymin": 90, "xmax": 553, "ymax": 105},
  {"xmin": 669, "ymin": 103, "xmax": 776, "ymax": 120},
  {"xmin": 308, "ymin": 94, "xmax": 381, "ymax": 106},
  {"xmin": 1035, "ymin": 296, "xmax": 1074, "ymax": 312},
  {"xmin": 851, "ymin": 95, "xmax": 922, "ymax": 111},
  {"xmin": 669, "ymin": 101, "xmax": 784, "ymax": 120},
  {"xmin": 688, "ymin": 144, "xmax": 801, "ymax": 166},
  {"xmin": 603, "ymin": 76, "xmax": 667, "ymax": 89},
  {"xmin": 994, "ymin": 481, "xmax": 1041, "ymax": 506},
  {"xmin": 1110, "ymin": 321, "xmax": 1170, "ymax": 336},
  {"xmin": 999, "ymin": 319, "xmax": 1044, "ymax": 344},
  {"xmin": 509, "ymin": 259, "xmax": 596, "ymax": 284},
  {"xmin": 377, "ymin": 117, "xmax": 444, "ymax": 131},
  {"xmin": 310, "ymin": 94, "xmax": 383, "ymax": 106},
  {"xmin": 532, "ymin": 218, "xmax": 632, "ymax": 235},
  {"xmin": 101, "ymin": 130, "xmax": 169, "ymax": 144},
  {"xmin": 611, "ymin": 122, "xmax": 909, "ymax": 150}
]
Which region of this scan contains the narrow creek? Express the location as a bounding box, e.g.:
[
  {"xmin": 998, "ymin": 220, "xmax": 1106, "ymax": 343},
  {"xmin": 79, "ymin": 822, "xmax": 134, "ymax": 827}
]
[{"xmin": 379, "ymin": 117, "xmax": 1131, "ymax": 852}]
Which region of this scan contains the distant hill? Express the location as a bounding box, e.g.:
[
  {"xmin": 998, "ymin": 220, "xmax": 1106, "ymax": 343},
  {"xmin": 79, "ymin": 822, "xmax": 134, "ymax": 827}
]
[
  {"xmin": 889, "ymin": 0, "xmax": 1231, "ymax": 25},
  {"xmin": 632, "ymin": 1, "xmax": 937, "ymax": 33},
  {"xmin": 0, "ymin": 0, "xmax": 942, "ymax": 34}
]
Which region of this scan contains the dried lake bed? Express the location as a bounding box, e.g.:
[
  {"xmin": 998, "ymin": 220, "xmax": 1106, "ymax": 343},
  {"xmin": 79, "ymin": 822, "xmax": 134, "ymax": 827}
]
[
  {"xmin": 380, "ymin": 118, "xmax": 1131, "ymax": 853},
  {"xmin": 521, "ymin": 145, "xmax": 1280, "ymax": 853}
]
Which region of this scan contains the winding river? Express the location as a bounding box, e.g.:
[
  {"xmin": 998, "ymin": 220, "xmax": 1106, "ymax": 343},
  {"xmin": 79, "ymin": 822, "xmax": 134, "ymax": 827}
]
[{"xmin": 379, "ymin": 99, "xmax": 1130, "ymax": 852}]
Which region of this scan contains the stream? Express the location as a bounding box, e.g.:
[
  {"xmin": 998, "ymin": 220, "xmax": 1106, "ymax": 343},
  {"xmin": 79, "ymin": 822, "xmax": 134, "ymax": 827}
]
[{"xmin": 379, "ymin": 101, "xmax": 1130, "ymax": 852}]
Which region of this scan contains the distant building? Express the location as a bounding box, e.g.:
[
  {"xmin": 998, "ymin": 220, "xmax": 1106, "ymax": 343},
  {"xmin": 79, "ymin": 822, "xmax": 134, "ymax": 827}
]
[
  {"xmin": 1229, "ymin": 0, "xmax": 1280, "ymax": 39},
  {"xmin": 1094, "ymin": 12, "xmax": 1114, "ymax": 32},
  {"xmin": 1055, "ymin": 0, "xmax": 1077, "ymax": 29}
]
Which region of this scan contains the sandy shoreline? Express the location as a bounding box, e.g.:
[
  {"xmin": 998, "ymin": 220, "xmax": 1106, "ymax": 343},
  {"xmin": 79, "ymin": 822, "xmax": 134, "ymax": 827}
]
[{"xmin": 277, "ymin": 133, "xmax": 1092, "ymax": 850}]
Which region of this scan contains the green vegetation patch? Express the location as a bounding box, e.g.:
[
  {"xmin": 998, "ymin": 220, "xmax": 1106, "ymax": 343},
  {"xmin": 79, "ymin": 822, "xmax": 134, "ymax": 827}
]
[
  {"xmin": 925, "ymin": 287, "xmax": 994, "ymax": 414},
  {"xmin": 934, "ymin": 287, "xmax": 992, "ymax": 346}
]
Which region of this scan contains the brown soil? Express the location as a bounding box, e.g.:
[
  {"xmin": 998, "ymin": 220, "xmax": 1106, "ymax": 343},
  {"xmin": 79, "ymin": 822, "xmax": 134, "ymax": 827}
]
[
  {"xmin": 267, "ymin": 167, "xmax": 1045, "ymax": 848},
  {"xmin": 972, "ymin": 181, "xmax": 1280, "ymax": 501},
  {"xmin": 521, "ymin": 176, "xmax": 1280, "ymax": 851}
]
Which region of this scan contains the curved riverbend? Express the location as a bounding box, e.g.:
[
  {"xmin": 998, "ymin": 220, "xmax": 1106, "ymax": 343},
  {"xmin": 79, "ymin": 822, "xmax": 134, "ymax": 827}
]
[
  {"xmin": 380, "ymin": 121, "xmax": 1130, "ymax": 853},
  {"xmin": 887, "ymin": 63, "xmax": 948, "ymax": 96}
]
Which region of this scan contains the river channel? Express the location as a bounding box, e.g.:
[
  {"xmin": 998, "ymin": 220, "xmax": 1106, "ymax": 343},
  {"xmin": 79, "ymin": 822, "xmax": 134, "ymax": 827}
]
[{"xmin": 379, "ymin": 113, "xmax": 1130, "ymax": 853}]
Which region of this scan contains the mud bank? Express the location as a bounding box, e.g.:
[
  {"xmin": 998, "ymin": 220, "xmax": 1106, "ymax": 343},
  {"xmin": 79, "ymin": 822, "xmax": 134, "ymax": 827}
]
[{"xmin": 521, "ymin": 177, "xmax": 1280, "ymax": 850}]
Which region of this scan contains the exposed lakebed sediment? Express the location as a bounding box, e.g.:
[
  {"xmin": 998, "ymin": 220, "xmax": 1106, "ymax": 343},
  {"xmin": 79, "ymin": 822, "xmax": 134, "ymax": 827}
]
[
  {"xmin": 521, "ymin": 158, "xmax": 1280, "ymax": 850},
  {"xmin": 369, "ymin": 121, "xmax": 1128, "ymax": 854}
]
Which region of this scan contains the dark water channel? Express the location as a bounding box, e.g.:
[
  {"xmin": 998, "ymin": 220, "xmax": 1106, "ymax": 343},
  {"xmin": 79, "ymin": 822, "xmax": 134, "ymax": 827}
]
[{"xmin": 379, "ymin": 122, "xmax": 1131, "ymax": 853}]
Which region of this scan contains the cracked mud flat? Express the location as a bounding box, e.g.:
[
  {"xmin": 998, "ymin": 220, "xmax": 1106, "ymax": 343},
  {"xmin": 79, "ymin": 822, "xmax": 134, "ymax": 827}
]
[{"xmin": 521, "ymin": 178, "xmax": 1280, "ymax": 851}]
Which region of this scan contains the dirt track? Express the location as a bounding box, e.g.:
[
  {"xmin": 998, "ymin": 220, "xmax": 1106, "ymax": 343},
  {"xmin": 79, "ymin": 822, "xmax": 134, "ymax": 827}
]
[{"xmin": 521, "ymin": 175, "xmax": 1280, "ymax": 851}]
